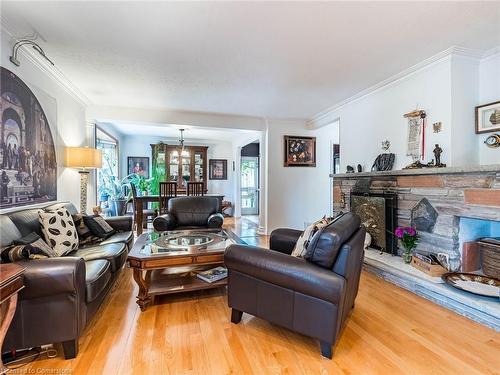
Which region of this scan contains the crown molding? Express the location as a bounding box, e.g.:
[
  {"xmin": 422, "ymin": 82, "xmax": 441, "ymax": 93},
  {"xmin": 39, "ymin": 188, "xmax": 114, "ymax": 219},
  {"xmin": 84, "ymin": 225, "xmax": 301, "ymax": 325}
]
[
  {"xmin": 482, "ymin": 45, "xmax": 500, "ymax": 61},
  {"xmin": 307, "ymin": 45, "xmax": 488, "ymax": 129},
  {"xmin": 1, "ymin": 19, "xmax": 91, "ymax": 107}
]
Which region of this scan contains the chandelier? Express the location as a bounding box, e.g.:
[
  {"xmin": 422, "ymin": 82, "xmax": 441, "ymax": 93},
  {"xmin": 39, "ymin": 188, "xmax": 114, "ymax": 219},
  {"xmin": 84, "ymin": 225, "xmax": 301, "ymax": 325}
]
[{"xmin": 172, "ymin": 129, "xmax": 190, "ymax": 158}]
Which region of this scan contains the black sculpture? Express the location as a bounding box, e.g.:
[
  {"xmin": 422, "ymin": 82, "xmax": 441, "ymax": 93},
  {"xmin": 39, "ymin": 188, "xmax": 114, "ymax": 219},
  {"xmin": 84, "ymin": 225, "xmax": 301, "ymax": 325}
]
[
  {"xmin": 371, "ymin": 153, "xmax": 395, "ymax": 171},
  {"xmin": 433, "ymin": 144, "xmax": 443, "ymax": 166},
  {"xmin": 357, "ymin": 164, "xmax": 362, "ymax": 172},
  {"xmin": 346, "ymin": 165, "xmax": 355, "ymax": 173}
]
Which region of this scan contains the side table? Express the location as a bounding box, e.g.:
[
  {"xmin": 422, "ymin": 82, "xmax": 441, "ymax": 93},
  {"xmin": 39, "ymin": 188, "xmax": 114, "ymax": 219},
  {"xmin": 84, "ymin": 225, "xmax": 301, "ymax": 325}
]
[{"xmin": 0, "ymin": 264, "xmax": 25, "ymax": 374}]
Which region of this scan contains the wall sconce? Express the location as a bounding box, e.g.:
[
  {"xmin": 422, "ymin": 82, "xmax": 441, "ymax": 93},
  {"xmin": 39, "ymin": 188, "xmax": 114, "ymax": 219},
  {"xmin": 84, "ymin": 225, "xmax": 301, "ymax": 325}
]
[
  {"xmin": 65, "ymin": 147, "xmax": 102, "ymax": 213},
  {"xmin": 10, "ymin": 39, "xmax": 55, "ymax": 67}
]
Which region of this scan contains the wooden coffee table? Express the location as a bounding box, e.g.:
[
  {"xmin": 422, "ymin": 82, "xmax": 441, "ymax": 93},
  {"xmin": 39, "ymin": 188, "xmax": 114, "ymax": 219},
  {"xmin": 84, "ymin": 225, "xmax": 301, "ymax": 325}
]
[{"xmin": 128, "ymin": 228, "xmax": 243, "ymax": 311}]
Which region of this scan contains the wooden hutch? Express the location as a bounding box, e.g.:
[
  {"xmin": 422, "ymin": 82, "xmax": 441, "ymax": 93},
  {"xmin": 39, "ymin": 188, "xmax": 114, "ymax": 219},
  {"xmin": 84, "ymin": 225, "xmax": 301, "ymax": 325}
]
[{"xmin": 151, "ymin": 143, "xmax": 208, "ymax": 193}]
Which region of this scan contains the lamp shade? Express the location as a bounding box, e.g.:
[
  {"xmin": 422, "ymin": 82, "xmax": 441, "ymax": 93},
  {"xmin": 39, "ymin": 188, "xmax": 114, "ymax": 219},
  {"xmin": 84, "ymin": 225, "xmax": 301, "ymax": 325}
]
[{"xmin": 64, "ymin": 147, "xmax": 102, "ymax": 169}]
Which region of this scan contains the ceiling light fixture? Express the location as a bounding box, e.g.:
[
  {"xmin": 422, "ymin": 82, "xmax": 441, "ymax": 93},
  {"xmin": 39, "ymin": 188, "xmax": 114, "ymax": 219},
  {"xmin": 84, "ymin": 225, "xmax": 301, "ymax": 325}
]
[
  {"xmin": 10, "ymin": 39, "xmax": 55, "ymax": 67},
  {"xmin": 172, "ymin": 129, "xmax": 190, "ymax": 158}
]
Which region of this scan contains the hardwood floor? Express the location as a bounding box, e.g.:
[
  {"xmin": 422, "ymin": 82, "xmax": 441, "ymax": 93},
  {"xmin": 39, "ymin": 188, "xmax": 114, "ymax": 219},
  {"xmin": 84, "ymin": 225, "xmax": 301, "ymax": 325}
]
[{"xmin": 16, "ymin": 218, "xmax": 500, "ymax": 375}]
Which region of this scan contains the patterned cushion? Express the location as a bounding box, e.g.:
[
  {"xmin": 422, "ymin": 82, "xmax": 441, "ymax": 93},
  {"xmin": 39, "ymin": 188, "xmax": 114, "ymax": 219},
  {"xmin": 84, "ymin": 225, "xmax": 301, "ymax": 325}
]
[
  {"xmin": 1, "ymin": 244, "xmax": 49, "ymax": 263},
  {"xmin": 291, "ymin": 216, "xmax": 337, "ymax": 258},
  {"xmin": 83, "ymin": 215, "xmax": 115, "ymax": 239},
  {"xmin": 13, "ymin": 232, "xmax": 56, "ymax": 257},
  {"xmin": 73, "ymin": 214, "xmax": 102, "ymax": 246},
  {"xmin": 39, "ymin": 207, "xmax": 79, "ymax": 256}
]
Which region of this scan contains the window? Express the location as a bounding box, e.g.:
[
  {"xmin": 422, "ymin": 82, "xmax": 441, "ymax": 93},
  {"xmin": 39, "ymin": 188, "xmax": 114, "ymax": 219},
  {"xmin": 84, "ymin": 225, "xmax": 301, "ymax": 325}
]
[{"xmin": 95, "ymin": 127, "xmax": 118, "ymax": 203}]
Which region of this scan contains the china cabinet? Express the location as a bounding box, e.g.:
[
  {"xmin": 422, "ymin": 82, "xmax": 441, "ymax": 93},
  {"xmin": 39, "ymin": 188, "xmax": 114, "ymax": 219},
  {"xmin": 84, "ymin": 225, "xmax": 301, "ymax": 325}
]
[{"xmin": 151, "ymin": 143, "xmax": 208, "ymax": 193}]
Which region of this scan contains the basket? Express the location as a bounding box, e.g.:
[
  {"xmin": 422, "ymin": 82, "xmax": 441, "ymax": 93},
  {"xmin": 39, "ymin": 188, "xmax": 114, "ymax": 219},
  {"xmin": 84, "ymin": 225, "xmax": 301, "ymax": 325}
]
[{"xmin": 411, "ymin": 257, "xmax": 447, "ymax": 277}]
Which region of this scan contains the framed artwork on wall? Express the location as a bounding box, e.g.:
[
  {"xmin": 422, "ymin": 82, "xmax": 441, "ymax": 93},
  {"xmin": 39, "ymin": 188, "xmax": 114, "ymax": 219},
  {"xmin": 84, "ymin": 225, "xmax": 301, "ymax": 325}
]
[
  {"xmin": 475, "ymin": 100, "xmax": 500, "ymax": 134},
  {"xmin": 128, "ymin": 156, "xmax": 149, "ymax": 178},
  {"xmin": 209, "ymin": 159, "xmax": 227, "ymax": 180},
  {"xmin": 0, "ymin": 67, "xmax": 57, "ymax": 209},
  {"xmin": 284, "ymin": 135, "xmax": 316, "ymax": 167}
]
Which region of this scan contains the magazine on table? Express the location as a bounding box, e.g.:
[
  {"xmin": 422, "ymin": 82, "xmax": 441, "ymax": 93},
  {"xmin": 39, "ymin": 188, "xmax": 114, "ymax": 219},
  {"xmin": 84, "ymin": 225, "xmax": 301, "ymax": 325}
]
[{"xmin": 196, "ymin": 266, "xmax": 228, "ymax": 283}]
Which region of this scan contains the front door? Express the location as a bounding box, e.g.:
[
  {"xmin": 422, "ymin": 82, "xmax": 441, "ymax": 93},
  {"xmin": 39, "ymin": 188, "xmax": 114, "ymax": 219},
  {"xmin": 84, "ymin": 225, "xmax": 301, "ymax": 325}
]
[{"xmin": 241, "ymin": 156, "xmax": 259, "ymax": 215}]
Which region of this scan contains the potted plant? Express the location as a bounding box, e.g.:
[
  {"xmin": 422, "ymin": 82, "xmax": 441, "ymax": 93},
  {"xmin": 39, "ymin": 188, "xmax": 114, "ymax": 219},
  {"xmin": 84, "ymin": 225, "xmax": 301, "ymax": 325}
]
[
  {"xmin": 395, "ymin": 226, "xmax": 419, "ymax": 264},
  {"xmin": 98, "ymin": 174, "xmax": 130, "ymax": 216},
  {"xmin": 127, "ymin": 173, "xmax": 153, "ymax": 196}
]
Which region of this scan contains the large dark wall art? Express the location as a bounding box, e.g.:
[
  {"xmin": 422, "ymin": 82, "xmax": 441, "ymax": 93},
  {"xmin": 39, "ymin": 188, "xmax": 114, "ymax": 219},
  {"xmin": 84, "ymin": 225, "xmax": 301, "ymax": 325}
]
[{"xmin": 0, "ymin": 67, "xmax": 57, "ymax": 209}]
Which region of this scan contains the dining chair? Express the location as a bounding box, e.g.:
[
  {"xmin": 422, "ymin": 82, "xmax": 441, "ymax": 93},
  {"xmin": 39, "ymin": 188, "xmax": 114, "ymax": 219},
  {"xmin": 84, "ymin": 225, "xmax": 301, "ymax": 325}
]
[
  {"xmin": 159, "ymin": 182, "xmax": 177, "ymax": 214},
  {"xmin": 187, "ymin": 182, "xmax": 204, "ymax": 196},
  {"xmin": 130, "ymin": 184, "xmax": 157, "ymax": 229}
]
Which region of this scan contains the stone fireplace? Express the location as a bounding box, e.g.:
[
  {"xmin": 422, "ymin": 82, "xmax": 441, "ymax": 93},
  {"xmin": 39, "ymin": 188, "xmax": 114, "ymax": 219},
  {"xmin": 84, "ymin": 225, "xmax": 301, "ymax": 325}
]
[{"xmin": 333, "ymin": 165, "xmax": 500, "ymax": 272}]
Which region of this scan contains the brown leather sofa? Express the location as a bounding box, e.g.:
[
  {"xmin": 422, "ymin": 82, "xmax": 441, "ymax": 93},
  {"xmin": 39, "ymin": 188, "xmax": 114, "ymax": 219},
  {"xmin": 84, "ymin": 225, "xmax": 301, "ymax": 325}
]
[
  {"xmin": 152, "ymin": 196, "xmax": 224, "ymax": 232},
  {"xmin": 224, "ymin": 213, "xmax": 365, "ymax": 358},
  {"xmin": 0, "ymin": 202, "xmax": 134, "ymax": 359}
]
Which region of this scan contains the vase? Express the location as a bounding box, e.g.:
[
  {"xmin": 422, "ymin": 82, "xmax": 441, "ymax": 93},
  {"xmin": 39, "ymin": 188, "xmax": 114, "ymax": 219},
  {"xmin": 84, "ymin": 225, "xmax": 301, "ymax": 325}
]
[{"xmin": 402, "ymin": 251, "xmax": 413, "ymax": 264}]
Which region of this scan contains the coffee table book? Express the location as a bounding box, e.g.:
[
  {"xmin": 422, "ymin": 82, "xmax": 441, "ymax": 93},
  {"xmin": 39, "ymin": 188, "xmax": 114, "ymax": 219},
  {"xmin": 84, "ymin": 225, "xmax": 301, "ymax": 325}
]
[{"xmin": 196, "ymin": 266, "xmax": 228, "ymax": 283}]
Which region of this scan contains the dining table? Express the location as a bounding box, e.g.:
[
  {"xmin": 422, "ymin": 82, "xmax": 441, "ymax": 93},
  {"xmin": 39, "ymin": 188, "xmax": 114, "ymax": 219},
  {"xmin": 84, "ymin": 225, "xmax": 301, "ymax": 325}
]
[{"xmin": 133, "ymin": 194, "xmax": 225, "ymax": 234}]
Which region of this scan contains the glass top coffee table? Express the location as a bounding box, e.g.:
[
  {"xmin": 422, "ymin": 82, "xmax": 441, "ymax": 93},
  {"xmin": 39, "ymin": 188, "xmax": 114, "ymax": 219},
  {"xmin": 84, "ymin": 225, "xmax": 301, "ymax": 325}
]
[{"xmin": 128, "ymin": 228, "xmax": 244, "ymax": 311}]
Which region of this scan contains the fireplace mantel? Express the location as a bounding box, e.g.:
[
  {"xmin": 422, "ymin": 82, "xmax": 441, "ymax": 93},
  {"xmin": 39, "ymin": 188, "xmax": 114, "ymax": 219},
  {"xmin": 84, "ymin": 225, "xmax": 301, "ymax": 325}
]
[{"xmin": 331, "ymin": 164, "xmax": 500, "ymax": 179}]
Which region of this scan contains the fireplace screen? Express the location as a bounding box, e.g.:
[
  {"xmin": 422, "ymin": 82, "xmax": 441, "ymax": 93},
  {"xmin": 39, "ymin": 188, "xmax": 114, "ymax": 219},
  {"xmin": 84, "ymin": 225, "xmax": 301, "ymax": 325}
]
[{"xmin": 351, "ymin": 193, "xmax": 398, "ymax": 254}]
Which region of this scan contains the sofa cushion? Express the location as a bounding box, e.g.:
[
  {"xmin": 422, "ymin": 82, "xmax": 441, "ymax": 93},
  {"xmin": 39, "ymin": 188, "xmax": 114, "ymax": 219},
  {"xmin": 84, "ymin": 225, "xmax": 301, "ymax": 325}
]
[
  {"xmin": 0, "ymin": 215, "xmax": 22, "ymax": 248},
  {"xmin": 304, "ymin": 213, "xmax": 361, "ymax": 269},
  {"xmin": 83, "ymin": 215, "xmax": 115, "ymax": 239},
  {"xmin": 100, "ymin": 231, "xmax": 134, "ymax": 247},
  {"xmin": 291, "ymin": 217, "xmax": 333, "ymax": 258},
  {"xmin": 69, "ymin": 243, "xmax": 127, "ymax": 273},
  {"xmin": 39, "ymin": 207, "xmax": 79, "ymax": 256},
  {"xmin": 85, "ymin": 259, "xmax": 111, "ymax": 303}
]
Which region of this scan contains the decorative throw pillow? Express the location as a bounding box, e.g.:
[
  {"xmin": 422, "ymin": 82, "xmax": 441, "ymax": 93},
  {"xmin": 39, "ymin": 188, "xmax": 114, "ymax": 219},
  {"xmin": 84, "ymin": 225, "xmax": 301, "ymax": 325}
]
[
  {"xmin": 291, "ymin": 216, "xmax": 336, "ymax": 258},
  {"xmin": 13, "ymin": 232, "xmax": 56, "ymax": 257},
  {"xmin": 72, "ymin": 214, "xmax": 102, "ymax": 246},
  {"xmin": 1, "ymin": 244, "xmax": 49, "ymax": 263},
  {"xmin": 83, "ymin": 215, "xmax": 115, "ymax": 239},
  {"xmin": 38, "ymin": 207, "xmax": 79, "ymax": 256}
]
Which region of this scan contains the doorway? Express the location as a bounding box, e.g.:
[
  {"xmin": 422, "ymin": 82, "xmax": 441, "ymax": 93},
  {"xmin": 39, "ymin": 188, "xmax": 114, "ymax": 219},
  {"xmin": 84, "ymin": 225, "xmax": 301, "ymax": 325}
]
[{"xmin": 240, "ymin": 142, "xmax": 259, "ymax": 216}]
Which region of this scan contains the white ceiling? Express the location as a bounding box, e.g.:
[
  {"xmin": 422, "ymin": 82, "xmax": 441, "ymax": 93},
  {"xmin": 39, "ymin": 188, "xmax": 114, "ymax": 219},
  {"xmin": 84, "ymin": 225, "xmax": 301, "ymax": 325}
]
[
  {"xmin": 2, "ymin": 1, "xmax": 499, "ymax": 119},
  {"xmin": 101, "ymin": 121, "xmax": 259, "ymax": 142}
]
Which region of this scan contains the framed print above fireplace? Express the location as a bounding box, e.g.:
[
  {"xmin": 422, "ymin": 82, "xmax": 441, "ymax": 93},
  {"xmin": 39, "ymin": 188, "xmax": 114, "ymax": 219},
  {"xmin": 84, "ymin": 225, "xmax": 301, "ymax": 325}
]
[
  {"xmin": 475, "ymin": 100, "xmax": 500, "ymax": 134},
  {"xmin": 284, "ymin": 135, "xmax": 316, "ymax": 167}
]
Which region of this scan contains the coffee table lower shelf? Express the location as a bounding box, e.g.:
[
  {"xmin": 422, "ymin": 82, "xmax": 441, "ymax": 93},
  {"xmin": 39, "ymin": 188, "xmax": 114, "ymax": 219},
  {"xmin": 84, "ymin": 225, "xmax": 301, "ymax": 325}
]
[{"xmin": 131, "ymin": 265, "xmax": 227, "ymax": 311}]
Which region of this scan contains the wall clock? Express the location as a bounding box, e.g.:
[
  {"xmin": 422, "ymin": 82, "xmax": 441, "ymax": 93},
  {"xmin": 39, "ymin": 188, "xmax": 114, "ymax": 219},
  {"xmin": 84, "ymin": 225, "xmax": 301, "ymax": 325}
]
[{"xmin": 484, "ymin": 134, "xmax": 500, "ymax": 148}]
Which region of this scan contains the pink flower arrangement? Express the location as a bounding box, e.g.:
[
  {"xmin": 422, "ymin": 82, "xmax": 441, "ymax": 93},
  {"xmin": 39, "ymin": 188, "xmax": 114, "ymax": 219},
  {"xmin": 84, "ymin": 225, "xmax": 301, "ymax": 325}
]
[{"xmin": 395, "ymin": 226, "xmax": 419, "ymax": 252}]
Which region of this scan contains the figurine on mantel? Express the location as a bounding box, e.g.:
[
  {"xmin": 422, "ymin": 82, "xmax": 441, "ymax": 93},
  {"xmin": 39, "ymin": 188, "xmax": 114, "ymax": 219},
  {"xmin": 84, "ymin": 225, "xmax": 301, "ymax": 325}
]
[
  {"xmin": 346, "ymin": 165, "xmax": 355, "ymax": 173},
  {"xmin": 403, "ymin": 143, "xmax": 446, "ymax": 169}
]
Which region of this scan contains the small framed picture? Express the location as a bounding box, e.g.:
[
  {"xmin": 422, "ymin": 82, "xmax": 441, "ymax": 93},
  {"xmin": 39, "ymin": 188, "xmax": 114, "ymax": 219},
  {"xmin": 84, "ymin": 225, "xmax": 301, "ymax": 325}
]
[
  {"xmin": 284, "ymin": 135, "xmax": 316, "ymax": 167},
  {"xmin": 128, "ymin": 156, "xmax": 149, "ymax": 178},
  {"xmin": 209, "ymin": 159, "xmax": 227, "ymax": 180},
  {"xmin": 475, "ymin": 101, "xmax": 500, "ymax": 134}
]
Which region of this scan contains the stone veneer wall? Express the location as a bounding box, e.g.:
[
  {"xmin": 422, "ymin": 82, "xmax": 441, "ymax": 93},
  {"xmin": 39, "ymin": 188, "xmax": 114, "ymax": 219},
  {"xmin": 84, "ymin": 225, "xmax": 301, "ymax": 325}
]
[{"xmin": 333, "ymin": 167, "xmax": 500, "ymax": 268}]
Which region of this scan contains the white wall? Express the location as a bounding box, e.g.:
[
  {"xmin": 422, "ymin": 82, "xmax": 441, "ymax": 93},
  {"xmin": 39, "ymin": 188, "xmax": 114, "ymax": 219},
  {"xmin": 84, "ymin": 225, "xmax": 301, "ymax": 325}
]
[
  {"xmin": 1, "ymin": 30, "xmax": 90, "ymax": 210},
  {"xmin": 323, "ymin": 58, "xmax": 453, "ymax": 171},
  {"xmin": 118, "ymin": 134, "xmax": 235, "ymax": 201},
  {"xmin": 266, "ymin": 119, "xmax": 339, "ymax": 232},
  {"xmin": 478, "ymin": 52, "xmax": 500, "ymax": 165}
]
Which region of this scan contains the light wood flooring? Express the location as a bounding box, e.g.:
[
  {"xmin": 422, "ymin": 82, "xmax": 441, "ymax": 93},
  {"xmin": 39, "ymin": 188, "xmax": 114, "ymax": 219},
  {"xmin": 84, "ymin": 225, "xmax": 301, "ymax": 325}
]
[{"xmin": 16, "ymin": 218, "xmax": 500, "ymax": 375}]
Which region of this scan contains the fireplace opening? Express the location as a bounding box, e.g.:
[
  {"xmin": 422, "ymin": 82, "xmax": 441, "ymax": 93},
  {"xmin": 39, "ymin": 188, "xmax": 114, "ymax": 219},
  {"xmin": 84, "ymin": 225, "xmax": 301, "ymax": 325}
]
[{"xmin": 350, "ymin": 192, "xmax": 398, "ymax": 255}]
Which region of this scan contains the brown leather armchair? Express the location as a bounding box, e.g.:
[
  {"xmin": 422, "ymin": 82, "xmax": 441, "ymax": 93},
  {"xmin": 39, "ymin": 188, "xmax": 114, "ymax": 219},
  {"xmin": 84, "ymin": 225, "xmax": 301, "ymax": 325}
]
[{"xmin": 224, "ymin": 213, "xmax": 365, "ymax": 358}]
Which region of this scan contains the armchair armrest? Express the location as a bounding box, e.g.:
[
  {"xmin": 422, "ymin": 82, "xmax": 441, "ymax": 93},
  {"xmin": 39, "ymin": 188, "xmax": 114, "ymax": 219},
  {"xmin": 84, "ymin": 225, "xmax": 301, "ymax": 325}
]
[
  {"xmin": 18, "ymin": 257, "xmax": 86, "ymax": 300},
  {"xmin": 153, "ymin": 213, "xmax": 177, "ymax": 232},
  {"xmin": 207, "ymin": 213, "xmax": 224, "ymax": 228},
  {"xmin": 225, "ymin": 245, "xmax": 345, "ymax": 304},
  {"xmin": 269, "ymin": 228, "xmax": 303, "ymax": 254},
  {"xmin": 105, "ymin": 215, "xmax": 133, "ymax": 232}
]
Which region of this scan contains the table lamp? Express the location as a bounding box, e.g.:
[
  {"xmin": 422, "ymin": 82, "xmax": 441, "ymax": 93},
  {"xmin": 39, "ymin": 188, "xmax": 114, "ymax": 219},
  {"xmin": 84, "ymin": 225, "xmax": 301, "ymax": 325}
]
[{"xmin": 65, "ymin": 147, "xmax": 102, "ymax": 213}]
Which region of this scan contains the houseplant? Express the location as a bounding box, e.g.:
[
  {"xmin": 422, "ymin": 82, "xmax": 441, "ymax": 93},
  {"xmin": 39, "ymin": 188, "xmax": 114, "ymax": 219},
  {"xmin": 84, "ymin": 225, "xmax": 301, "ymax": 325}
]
[{"xmin": 395, "ymin": 226, "xmax": 419, "ymax": 263}]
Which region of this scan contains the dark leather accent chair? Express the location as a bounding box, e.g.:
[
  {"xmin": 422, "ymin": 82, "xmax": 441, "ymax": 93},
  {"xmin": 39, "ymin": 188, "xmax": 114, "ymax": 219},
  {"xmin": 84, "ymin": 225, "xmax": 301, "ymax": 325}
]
[
  {"xmin": 224, "ymin": 213, "xmax": 365, "ymax": 359},
  {"xmin": 1, "ymin": 202, "xmax": 134, "ymax": 359},
  {"xmin": 152, "ymin": 196, "xmax": 224, "ymax": 232}
]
